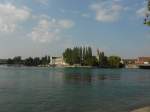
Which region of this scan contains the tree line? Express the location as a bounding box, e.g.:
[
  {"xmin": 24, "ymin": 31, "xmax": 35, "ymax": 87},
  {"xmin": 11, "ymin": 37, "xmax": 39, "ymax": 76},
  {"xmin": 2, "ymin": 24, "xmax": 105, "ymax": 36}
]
[
  {"xmin": 63, "ymin": 47, "xmax": 124, "ymax": 68},
  {"xmin": 7, "ymin": 56, "xmax": 50, "ymax": 66},
  {"xmin": 5, "ymin": 46, "xmax": 124, "ymax": 68}
]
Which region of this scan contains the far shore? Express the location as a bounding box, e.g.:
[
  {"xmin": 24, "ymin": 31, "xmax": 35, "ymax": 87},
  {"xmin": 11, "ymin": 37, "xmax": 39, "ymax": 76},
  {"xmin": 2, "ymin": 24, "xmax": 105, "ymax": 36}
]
[
  {"xmin": 0, "ymin": 64, "xmax": 140, "ymax": 68},
  {"xmin": 131, "ymin": 106, "xmax": 150, "ymax": 112}
]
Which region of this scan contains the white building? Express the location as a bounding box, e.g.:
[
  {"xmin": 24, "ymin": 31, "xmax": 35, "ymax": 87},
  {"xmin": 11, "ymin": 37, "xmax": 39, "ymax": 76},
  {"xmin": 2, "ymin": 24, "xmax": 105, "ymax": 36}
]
[{"xmin": 50, "ymin": 57, "xmax": 68, "ymax": 66}]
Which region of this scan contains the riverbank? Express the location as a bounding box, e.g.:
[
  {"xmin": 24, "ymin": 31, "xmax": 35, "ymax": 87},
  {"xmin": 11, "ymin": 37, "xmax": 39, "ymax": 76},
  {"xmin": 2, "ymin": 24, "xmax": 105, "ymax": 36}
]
[{"xmin": 131, "ymin": 106, "xmax": 150, "ymax": 112}]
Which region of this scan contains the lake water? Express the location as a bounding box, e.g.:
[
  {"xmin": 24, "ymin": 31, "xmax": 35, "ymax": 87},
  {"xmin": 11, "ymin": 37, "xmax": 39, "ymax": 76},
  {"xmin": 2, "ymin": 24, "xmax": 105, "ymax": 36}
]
[{"xmin": 0, "ymin": 66, "xmax": 150, "ymax": 112}]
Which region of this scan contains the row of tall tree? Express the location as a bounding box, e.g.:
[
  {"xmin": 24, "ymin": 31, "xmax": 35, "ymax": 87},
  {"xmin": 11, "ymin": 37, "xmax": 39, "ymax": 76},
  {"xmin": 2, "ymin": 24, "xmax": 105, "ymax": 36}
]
[
  {"xmin": 63, "ymin": 47, "xmax": 97, "ymax": 66},
  {"xmin": 63, "ymin": 47, "xmax": 124, "ymax": 68},
  {"xmin": 7, "ymin": 56, "xmax": 50, "ymax": 66}
]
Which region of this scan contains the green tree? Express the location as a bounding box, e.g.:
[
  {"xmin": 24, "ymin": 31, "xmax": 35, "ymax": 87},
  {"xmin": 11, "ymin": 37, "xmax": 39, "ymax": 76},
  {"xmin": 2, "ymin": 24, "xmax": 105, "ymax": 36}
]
[
  {"xmin": 72, "ymin": 47, "xmax": 80, "ymax": 64},
  {"xmin": 7, "ymin": 58, "xmax": 14, "ymax": 64},
  {"xmin": 79, "ymin": 47, "xmax": 83, "ymax": 64},
  {"xmin": 83, "ymin": 46, "xmax": 93, "ymax": 66},
  {"xmin": 108, "ymin": 56, "xmax": 121, "ymax": 68},
  {"xmin": 13, "ymin": 56, "xmax": 22, "ymax": 64},
  {"xmin": 98, "ymin": 52, "xmax": 108, "ymax": 67},
  {"xmin": 82, "ymin": 47, "xmax": 86, "ymax": 65},
  {"xmin": 63, "ymin": 48, "xmax": 73, "ymax": 65},
  {"xmin": 33, "ymin": 57, "xmax": 41, "ymax": 66},
  {"xmin": 41, "ymin": 56, "xmax": 50, "ymax": 65},
  {"xmin": 63, "ymin": 46, "xmax": 94, "ymax": 66},
  {"xmin": 144, "ymin": 0, "xmax": 150, "ymax": 25},
  {"xmin": 24, "ymin": 57, "xmax": 34, "ymax": 66},
  {"xmin": 91, "ymin": 56, "xmax": 98, "ymax": 66}
]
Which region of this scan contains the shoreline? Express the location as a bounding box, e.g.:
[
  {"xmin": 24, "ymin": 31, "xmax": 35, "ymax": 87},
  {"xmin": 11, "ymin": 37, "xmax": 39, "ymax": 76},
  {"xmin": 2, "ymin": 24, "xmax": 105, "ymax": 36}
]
[
  {"xmin": 131, "ymin": 106, "xmax": 150, "ymax": 112},
  {"xmin": 1, "ymin": 64, "xmax": 150, "ymax": 70}
]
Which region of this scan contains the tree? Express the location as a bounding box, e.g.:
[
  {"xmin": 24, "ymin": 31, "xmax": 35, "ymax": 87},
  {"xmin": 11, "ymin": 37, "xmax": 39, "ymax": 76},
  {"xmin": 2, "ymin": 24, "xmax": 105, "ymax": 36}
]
[
  {"xmin": 72, "ymin": 47, "xmax": 80, "ymax": 64},
  {"xmin": 13, "ymin": 56, "xmax": 22, "ymax": 64},
  {"xmin": 82, "ymin": 47, "xmax": 86, "ymax": 65},
  {"xmin": 91, "ymin": 56, "xmax": 98, "ymax": 66},
  {"xmin": 6, "ymin": 55, "xmax": 50, "ymax": 66},
  {"xmin": 83, "ymin": 47, "xmax": 92, "ymax": 65},
  {"xmin": 33, "ymin": 57, "xmax": 41, "ymax": 66},
  {"xmin": 24, "ymin": 57, "xmax": 34, "ymax": 66},
  {"xmin": 63, "ymin": 46, "xmax": 94, "ymax": 66},
  {"xmin": 79, "ymin": 47, "xmax": 83, "ymax": 64},
  {"xmin": 63, "ymin": 48, "xmax": 73, "ymax": 65},
  {"xmin": 108, "ymin": 56, "xmax": 121, "ymax": 68},
  {"xmin": 41, "ymin": 56, "xmax": 50, "ymax": 65},
  {"xmin": 98, "ymin": 52, "xmax": 108, "ymax": 67},
  {"xmin": 63, "ymin": 47, "xmax": 123, "ymax": 68},
  {"xmin": 7, "ymin": 58, "xmax": 14, "ymax": 64},
  {"xmin": 144, "ymin": 0, "xmax": 150, "ymax": 25}
]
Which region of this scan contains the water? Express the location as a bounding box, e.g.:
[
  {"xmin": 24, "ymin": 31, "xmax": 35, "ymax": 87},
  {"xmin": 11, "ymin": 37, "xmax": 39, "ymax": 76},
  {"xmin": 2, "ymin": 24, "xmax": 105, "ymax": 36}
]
[{"xmin": 0, "ymin": 66, "xmax": 150, "ymax": 112}]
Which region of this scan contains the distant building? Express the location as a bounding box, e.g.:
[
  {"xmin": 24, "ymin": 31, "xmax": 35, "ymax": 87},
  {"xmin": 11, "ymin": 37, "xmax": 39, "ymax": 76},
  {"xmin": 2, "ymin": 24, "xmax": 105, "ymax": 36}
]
[
  {"xmin": 122, "ymin": 59, "xmax": 137, "ymax": 65},
  {"xmin": 122, "ymin": 59, "xmax": 138, "ymax": 68},
  {"xmin": 50, "ymin": 57, "xmax": 68, "ymax": 66},
  {"xmin": 136, "ymin": 57, "xmax": 150, "ymax": 64}
]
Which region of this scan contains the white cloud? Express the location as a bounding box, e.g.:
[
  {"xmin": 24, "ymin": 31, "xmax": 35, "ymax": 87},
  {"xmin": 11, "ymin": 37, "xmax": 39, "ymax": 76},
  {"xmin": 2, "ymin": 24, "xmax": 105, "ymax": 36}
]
[
  {"xmin": 0, "ymin": 3, "xmax": 31, "ymax": 33},
  {"xmin": 90, "ymin": 1, "xmax": 123, "ymax": 22},
  {"xmin": 29, "ymin": 18, "xmax": 74, "ymax": 43},
  {"xmin": 58, "ymin": 20, "xmax": 74, "ymax": 29}
]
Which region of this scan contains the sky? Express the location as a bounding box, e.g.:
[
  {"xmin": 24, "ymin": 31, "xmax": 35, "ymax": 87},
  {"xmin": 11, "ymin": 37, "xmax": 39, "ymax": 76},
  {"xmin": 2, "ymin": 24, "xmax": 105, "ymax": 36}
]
[{"xmin": 0, "ymin": 0, "xmax": 149, "ymax": 59}]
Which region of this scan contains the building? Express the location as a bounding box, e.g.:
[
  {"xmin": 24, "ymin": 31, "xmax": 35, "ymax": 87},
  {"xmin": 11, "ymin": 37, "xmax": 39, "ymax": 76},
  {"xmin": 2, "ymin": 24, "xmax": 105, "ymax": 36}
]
[
  {"xmin": 122, "ymin": 59, "xmax": 137, "ymax": 65},
  {"xmin": 50, "ymin": 57, "xmax": 68, "ymax": 66},
  {"xmin": 136, "ymin": 57, "xmax": 150, "ymax": 64},
  {"xmin": 122, "ymin": 59, "xmax": 138, "ymax": 68}
]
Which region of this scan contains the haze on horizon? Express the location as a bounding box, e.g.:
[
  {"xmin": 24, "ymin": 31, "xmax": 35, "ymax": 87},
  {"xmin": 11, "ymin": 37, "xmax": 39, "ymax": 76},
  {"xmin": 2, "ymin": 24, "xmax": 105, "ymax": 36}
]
[{"xmin": 0, "ymin": 0, "xmax": 149, "ymax": 59}]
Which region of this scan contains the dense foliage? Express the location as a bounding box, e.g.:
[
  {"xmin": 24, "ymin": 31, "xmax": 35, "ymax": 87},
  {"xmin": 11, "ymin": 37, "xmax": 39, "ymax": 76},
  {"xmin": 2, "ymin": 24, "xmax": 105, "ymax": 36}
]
[
  {"xmin": 5, "ymin": 47, "xmax": 123, "ymax": 68},
  {"xmin": 63, "ymin": 47, "xmax": 123, "ymax": 68},
  {"xmin": 144, "ymin": 0, "xmax": 150, "ymax": 25},
  {"xmin": 108, "ymin": 56, "xmax": 122, "ymax": 68},
  {"xmin": 97, "ymin": 51, "xmax": 108, "ymax": 67},
  {"xmin": 63, "ymin": 47, "xmax": 97, "ymax": 66},
  {"xmin": 7, "ymin": 56, "xmax": 50, "ymax": 66}
]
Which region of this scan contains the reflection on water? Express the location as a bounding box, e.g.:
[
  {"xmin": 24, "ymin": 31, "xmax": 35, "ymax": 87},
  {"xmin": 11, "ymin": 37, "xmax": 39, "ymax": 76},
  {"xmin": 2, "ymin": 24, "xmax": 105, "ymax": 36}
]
[
  {"xmin": 0, "ymin": 67, "xmax": 150, "ymax": 112},
  {"xmin": 62, "ymin": 68, "xmax": 122, "ymax": 84},
  {"xmin": 63, "ymin": 69, "xmax": 93, "ymax": 83}
]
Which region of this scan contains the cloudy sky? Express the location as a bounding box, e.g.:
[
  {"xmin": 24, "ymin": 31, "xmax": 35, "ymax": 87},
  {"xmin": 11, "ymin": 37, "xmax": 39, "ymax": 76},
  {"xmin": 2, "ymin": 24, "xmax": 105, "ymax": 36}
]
[{"xmin": 0, "ymin": 0, "xmax": 149, "ymax": 58}]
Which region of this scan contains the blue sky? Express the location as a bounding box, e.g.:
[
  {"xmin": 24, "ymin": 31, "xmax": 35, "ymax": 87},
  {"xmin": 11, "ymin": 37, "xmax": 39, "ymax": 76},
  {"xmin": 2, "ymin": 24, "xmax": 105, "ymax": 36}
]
[{"xmin": 0, "ymin": 0, "xmax": 149, "ymax": 58}]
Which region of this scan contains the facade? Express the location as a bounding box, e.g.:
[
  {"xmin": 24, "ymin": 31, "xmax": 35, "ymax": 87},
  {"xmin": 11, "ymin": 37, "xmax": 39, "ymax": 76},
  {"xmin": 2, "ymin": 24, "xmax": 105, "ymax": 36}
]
[
  {"xmin": 136, "ymin": 57, "xmax": 150, "ymax": 64},
  {"xmin": 122, "ymin": 59, "xmax": 138, "ymax": 68},
  {"xmin": 122, "ymin": 59, "xmax": 137, "ymax": 65},
  {"xmin": 50, "ymin": 57, "xmax": 68, "ymax": 66}
]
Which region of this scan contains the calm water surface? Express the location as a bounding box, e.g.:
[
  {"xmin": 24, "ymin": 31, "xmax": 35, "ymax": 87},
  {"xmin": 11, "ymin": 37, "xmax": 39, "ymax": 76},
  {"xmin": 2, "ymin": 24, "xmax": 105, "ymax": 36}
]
[{"xmin": 0, "ymin": 66, "xmax": 150, "ymax": 112}]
